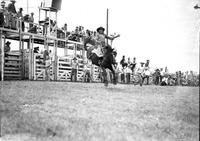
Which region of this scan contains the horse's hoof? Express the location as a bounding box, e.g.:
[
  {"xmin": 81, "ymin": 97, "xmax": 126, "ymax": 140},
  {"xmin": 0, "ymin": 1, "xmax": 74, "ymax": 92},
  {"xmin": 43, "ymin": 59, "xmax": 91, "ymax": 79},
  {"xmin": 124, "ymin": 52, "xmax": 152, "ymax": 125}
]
[{"xmin": 104, "ymin": 83, "xmax": 108, "ymax": 87}]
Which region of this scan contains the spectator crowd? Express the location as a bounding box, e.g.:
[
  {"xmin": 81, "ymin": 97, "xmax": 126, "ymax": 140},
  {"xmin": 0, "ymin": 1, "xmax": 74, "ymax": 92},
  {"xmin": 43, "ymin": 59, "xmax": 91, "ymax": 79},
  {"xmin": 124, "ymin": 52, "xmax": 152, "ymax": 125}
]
[
  {"xmin": 0, "ymin": 0, "xmax": 100, "ymax": 44},
  {"xmin": 116, "ymin": 55, "xmax": 199, "ymax": 87}
]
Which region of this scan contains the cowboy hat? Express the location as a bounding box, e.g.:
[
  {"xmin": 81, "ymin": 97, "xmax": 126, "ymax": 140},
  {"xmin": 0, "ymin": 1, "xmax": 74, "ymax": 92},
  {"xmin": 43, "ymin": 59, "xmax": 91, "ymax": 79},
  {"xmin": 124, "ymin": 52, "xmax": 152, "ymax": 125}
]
[
  {"xmin": 96, "ymin": 27, "xmax": 105, "ymax": 32},
  {"xmin": 72, "ymin": 57, "xmax": 77, "ymax": 60},
  {"xmin": 10, "ymin": 0, "xmax": 16, "ymax": 2},
  {"xmin": 6, "ymin": 41, "xmax": 11, "ymax": 44}
]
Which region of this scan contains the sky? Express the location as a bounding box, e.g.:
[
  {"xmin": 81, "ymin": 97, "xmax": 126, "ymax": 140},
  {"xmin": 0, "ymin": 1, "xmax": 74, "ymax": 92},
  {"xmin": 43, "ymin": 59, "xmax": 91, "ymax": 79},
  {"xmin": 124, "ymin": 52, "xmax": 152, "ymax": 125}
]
[{"xmin": 8, "ymin": 0, "xmax": 200, "ymax": 73}]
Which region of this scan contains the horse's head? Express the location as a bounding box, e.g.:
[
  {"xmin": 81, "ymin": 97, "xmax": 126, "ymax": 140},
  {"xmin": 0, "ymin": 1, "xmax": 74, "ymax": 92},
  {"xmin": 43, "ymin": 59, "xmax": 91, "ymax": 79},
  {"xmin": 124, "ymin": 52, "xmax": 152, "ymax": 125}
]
[{"xmin": 104, "ymin": 45, "xmax": 114, "ymax": 54}]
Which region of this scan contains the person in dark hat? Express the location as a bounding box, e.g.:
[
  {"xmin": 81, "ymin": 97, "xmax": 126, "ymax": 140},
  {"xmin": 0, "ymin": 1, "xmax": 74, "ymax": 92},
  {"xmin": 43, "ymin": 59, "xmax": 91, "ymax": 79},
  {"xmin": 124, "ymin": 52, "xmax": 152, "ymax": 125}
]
[
  {"xmin": 0, "ymin": 1, "xmax": 5, "ymax": 27},
  {"xmin": 8, "ymin": 0, "xmax": 17, "ymax": 14},
  {"xmin": 131, "ymin": 57, "xmax": 137, "ymax": 74},
  {"xmin": 145, "ymin": 59, "xmax": 150, "ymax": 68},
  {"xmin": 5, "ymin": 41, "xmax": 11, "ymax": 53},
  {"xmin": 140, "ymin": 62, "xmax": 145, "ymax": 66},
  {"xmin": 71, "ymin": 57, "xmax": 79, "ymax": 82},
  {"xmin": 120, "ymin": 55, "xmax": 127, "ymax": 69},
  {"xmin": 154, "ymin": 68, "xmax": 161, "ymax": 85},
  {"xmin": 17, "ymin": 8, "xmax": 23, "ymax": 17}
]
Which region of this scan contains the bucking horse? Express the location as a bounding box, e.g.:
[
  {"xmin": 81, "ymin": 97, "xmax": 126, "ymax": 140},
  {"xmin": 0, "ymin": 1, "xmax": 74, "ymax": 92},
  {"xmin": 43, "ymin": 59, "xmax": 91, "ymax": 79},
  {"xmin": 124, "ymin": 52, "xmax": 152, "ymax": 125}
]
[{"xmin": 83, "ymin": 36, "xmax": 118, "ymax": 86}]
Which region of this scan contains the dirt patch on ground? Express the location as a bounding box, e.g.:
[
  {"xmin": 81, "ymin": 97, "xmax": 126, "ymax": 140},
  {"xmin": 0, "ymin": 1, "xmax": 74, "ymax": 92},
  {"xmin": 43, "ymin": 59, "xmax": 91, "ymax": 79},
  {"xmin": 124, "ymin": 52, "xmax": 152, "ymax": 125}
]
[{"xmin": 0, "ymin": 81, "xmax": 199, "ymax": 141}]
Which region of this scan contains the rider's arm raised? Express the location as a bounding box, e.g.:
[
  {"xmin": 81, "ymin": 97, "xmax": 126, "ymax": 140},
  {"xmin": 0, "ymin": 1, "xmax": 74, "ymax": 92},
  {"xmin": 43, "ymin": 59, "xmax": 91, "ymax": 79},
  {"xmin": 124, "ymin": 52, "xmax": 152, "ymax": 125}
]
[
  {"xmin": 104, "ymin": 34, "xmax": 114, "ymax": 40},
  {"xmin": 105, "ymin": 34, "xmax": 120, "ymax": 40}
]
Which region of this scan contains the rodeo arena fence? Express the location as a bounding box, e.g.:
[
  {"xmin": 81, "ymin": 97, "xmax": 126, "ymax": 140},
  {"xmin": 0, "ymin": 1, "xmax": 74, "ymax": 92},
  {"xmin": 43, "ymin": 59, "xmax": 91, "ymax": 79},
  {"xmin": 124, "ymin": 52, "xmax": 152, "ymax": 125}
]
[
  {"xmin": 0, "ymin": 3, "xmax": 104, "ymax": 83},
  {"xmin": 0, "ymin": 1, "xmax": 199, "ymax": 87}
]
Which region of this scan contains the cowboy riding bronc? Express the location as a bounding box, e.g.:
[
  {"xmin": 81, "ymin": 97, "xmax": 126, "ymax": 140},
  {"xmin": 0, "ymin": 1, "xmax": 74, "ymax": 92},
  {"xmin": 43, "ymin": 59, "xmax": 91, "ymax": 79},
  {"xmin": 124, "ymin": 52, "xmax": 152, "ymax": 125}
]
[
  {"xmin": 95, "ymin": 26, "xmax": 119, "ymax": 58},
  {"xmin": 83, "ymin": 26, "xmax": 120, "ymax": 86}
]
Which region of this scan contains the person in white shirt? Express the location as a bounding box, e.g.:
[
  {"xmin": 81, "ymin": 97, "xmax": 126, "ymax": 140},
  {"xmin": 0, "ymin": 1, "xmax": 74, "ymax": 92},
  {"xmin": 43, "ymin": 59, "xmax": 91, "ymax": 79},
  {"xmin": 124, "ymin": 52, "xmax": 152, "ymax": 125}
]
[
  {"xmin": 161, "ymin": 76, "xmax": 168, "ymax": 86},
  {"xmin": 137, "ymin": 62, "xmax": 145, "ymax": 75},
  {"xmin": 160, "ymin": 68, "xmax": 165, "ymax": 84},
  {"xmin": 83, "ymin": 60, "xmax": 92, "ymax": 82},
  {"xmin": 71, "ymin": 57, "xmax": 79, "ymax": 82},
  {"xmin": 143, "ymin": 67, "xmax": 150, "ymax": 85},
  {"xmin": 125, "ymin": 65, "xmax": 132, "ymax": 84}
]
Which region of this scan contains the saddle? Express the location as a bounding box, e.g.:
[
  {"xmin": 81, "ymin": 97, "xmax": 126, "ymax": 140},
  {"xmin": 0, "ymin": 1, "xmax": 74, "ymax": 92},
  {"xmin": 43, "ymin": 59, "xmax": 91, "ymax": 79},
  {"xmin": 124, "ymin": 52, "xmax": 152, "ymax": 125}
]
[{"xmin": 87, "ymin": 45, "xmax": 104, "ymax": 59}]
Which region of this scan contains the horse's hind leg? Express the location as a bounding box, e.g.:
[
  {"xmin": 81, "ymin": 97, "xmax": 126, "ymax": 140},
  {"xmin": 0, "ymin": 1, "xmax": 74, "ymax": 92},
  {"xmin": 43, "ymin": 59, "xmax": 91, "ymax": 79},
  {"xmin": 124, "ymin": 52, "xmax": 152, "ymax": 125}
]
[
  {"xmin": 111, "ymin": 70, "xmax": 117, "ymax": 85},
  {"xmin": 111, "ymin": 64, "xmax": 117, "ymax": 85}
]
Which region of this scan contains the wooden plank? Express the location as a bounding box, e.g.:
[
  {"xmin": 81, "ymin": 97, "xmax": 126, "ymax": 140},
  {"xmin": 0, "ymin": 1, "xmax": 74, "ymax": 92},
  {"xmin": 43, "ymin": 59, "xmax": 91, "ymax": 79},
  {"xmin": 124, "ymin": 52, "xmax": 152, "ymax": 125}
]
[
  {"xmin": 4, "ymin": 58, "xmax": 22, "ymax": 61},
  {"xmin": 5, "ymin": 52, "xmax": 21, "ymax": 56},
  {"xmin": 0, "ymin": 27, "xmax": 19, "ymax": 34},
  {"xmin": 58, "ymin": 66, "xmax": 71, "ymax": 69},
  {"xmin": 0, "ymin": 28, "xmax": 85, "ymax": 48},
  {"xmin": 4, "ymin": 77, "xmax": 22, "ymax": 80},
  {"xmin": 36, "ymin": 64, "xmax": 45, "ymax": 68},
  {"xmin": 4, "ymin": 74, "xmax": 21, "ymax": 77},
  {"xmin": 4, "ymin": 67, "xmax": 20, "ymax": 71},
  {"xmin": 0, "ymin": 30, "xmax": 4, "ymax": 81},
  {"xmin": 4, "ymin": 70, "xmax": 21, "ymax": 74},
  {"xmin": 4, "ymin": 63, "xmax": 21, "ymax": 66},
  {"xmin": 58, "ymin": 62, "xmax": 71, "ymax": 65}
]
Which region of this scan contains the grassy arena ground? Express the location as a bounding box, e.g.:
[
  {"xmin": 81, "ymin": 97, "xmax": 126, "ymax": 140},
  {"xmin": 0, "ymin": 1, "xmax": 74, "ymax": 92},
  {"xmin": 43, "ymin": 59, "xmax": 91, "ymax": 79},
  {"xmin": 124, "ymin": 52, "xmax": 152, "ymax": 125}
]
[{"xmin": 0, "ymin": 81, "xmax": 199, "ymax": 141}]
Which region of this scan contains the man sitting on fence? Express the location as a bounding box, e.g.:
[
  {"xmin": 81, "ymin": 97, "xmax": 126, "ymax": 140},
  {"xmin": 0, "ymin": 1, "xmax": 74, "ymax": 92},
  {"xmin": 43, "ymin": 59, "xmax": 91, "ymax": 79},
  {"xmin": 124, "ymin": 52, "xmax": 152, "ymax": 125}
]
[
  {"xmin": 29, "ymin": 12, "xmax": 34, "ymax": 28},
  {"xmin": 7, "ymin": 0, "xmax": 17, "ymax": 29},
  {"xmin": 17, "ymin": 8, "xmax": 24, "ymax": 31},
  {"xmin": 71, "ymin": 57, "xmax": 79, "ymax": 82},
  {"xmin": 0, "ymin": 1, "xmax": 6, "ymax": 27},
  {"xmin": 7, "ymin": 0, "xmax": 16, "ymax": 14}
]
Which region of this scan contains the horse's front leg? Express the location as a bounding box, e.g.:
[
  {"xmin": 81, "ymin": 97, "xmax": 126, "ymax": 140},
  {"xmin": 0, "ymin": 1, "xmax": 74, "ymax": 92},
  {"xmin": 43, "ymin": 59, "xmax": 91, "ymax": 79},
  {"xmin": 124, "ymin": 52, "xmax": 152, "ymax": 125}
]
[{"xmin": 102, "ymin": 67, "xmax": 108, "ymax": 86}]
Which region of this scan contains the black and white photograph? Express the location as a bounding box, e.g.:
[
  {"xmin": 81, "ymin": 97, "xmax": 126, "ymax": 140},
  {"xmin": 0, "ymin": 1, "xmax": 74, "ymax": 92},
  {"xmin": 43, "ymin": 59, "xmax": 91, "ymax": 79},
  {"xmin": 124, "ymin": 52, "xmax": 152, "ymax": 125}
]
[{"xmin": 0, "ymin": 0, "xmax": 199, "ymax": 140}]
